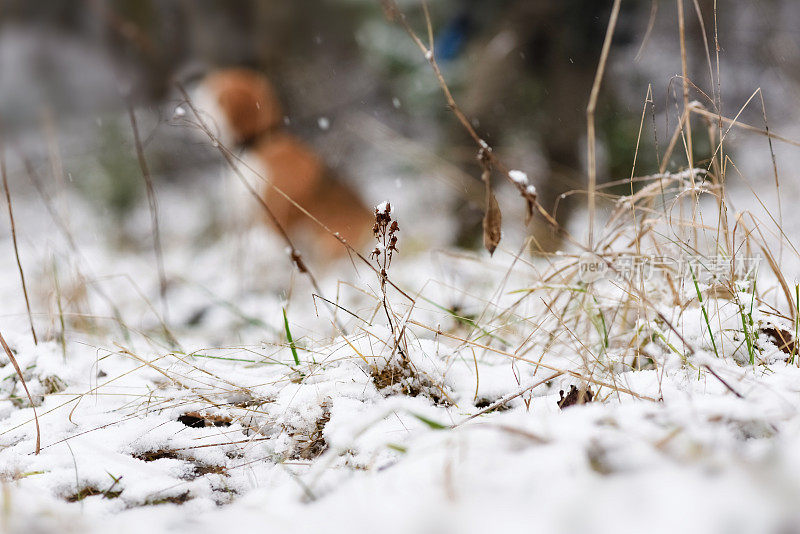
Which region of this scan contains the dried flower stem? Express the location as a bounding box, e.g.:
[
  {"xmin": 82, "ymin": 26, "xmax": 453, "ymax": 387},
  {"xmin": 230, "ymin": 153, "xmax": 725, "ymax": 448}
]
[{"xmin": 371, "ymin": 202, "xmax": 406, "ymax": 358}]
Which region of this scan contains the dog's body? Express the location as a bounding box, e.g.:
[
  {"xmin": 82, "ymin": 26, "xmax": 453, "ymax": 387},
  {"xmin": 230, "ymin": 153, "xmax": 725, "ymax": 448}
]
[{"xmin": 196, "ymin": 68, "xmax": 372, "ymax": 257}]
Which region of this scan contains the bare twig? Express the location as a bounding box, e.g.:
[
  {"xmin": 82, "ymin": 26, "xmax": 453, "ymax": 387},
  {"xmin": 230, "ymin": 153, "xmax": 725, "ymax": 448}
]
[
  {"xmin": 586, "ymin": 0, "xmax": 622, "ymax": 249},
  {"xmin": 20, "ymin": 153, "xmax": 78, "ymax": 251},
  {"xmin": 676, "ymin": 0, "xmax": 695, "ymax": 179},
  {"xmin": 634, "ymin": 0, "xmax": 658, "ymax": 62},
  {"xmin": 127, "ymin": 104, "xmax": 169, "ymax": 322},
  {"xmin": 1, "ymin": 148, "xmax": 38, "ymax": 345},
  {"xmin": 52, "ymin": 258, "xmax": 67, "ymax": 362}
]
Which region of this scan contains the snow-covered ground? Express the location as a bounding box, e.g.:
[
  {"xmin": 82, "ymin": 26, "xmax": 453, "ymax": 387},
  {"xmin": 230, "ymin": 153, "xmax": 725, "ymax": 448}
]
[{"xmin": 2, "ymin": 142, "xmax": 800, "ymax": 534}]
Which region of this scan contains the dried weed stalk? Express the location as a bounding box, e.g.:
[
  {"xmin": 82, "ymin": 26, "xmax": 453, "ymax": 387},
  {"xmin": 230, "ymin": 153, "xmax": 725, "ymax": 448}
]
[
  {"xmin": 370, "ymin": 202, "xmax": 406, "ymax": 359},
  {"xmin": 0, "ymin": 145, "xmax": 38, "ymax": 345}
]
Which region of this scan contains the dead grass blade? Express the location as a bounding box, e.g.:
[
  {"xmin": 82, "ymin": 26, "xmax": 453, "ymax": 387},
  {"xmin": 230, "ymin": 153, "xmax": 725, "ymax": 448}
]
[
  {"xmin": 127, "ymin": 103, "xmax": 169, "ymax": 324},
  {"xmin": 0, "ymin": 331, "xmax": 41, "ymax": 453},
  {"xmin": 0, "ymin": 146, "xmax": 38, "ymax": 345},
  {"xmin": 586, "ymin": 0, "xmax": 622, "ymax": 249}
]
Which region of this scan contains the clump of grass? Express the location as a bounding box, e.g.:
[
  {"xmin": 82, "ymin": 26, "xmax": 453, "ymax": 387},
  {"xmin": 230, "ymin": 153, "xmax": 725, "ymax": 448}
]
[
  {"xmin": 66, "ymin": 486, "xmax": 122, "ymax": 502},
  {"xmin": 377, "ymin": 0, "xmax": 800, "ymax": 409},
  {"xmin": 65, "ymin": 473, "xmax": 123, "ymax": 502},
  {"xmin": 133, "ymin": 449, "xmax": 185, "ymax": 462},
  {"xmin": 288, "ymin": 402, "xmax": 332, "ymax": 461},
  {"xmin": 370, "ymin": 357, "xmax": 448, "ymax": 406},
  {"xmin": 143, "ymin": 491, "xmax": 192, "ymax": 506},
  {"xmin": 734, "ymin": 281, "xmax": 758, "ymax": 365},
  {"xmin": 41, "ymin": 375, "xmax": 67, "ymax": 395}
]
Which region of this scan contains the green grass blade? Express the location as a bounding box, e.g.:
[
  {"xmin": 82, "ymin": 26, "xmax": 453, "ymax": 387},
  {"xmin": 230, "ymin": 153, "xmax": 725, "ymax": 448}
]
[
  {"xmin": 409, "ymin": 412, "xmax": 448, "ymax": 430},
  {"xmin": 691, "ymin": 268, "xmax": 719, "ymax": 358},
  {"xmin": 282, "ymin": 308, "xmax": 301, "ymax": 366}
]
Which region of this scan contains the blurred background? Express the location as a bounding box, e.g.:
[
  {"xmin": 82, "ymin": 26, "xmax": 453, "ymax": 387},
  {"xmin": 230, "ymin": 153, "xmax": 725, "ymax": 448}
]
[{"xmin": 1, "ymin": 0, "xmax": 800, "ymax": 254}]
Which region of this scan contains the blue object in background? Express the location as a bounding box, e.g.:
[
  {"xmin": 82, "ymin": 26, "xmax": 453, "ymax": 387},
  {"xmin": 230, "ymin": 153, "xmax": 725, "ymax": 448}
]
[{"xmin": 434, "ymin": 11, "xmax": 472, "ymax": 62}]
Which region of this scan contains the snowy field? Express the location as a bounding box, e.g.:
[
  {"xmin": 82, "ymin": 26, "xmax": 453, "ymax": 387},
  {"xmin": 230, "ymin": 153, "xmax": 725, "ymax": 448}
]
[{"xmin": 2, "ymin": 142, "xmax": 800, "ymax": 534}]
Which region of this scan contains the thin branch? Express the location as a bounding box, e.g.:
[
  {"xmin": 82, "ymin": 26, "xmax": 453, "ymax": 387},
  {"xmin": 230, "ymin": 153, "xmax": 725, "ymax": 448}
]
[
  {"xmin": 127, "ymin": 104, "xmax": 169, "ymax": 322},
  {"xmin": 0, "ymin": 147, "xmax": 38, "ymax": 345},
  {"xmin": 586, "ymin": 0, "xmax": 622, "ymax": 249}
]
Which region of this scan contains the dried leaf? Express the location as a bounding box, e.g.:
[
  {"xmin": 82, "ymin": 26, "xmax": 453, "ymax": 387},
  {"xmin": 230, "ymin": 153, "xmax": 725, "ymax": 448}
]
[
  {"xmin": 482, "ymin": 170, "xmax": 502, "ymax": 255},
  {"xmin": 177, "ymin": 411, "xmax": 233, "ymax": 428},
  {"xmin": 760, "ymin": 325, "xmax": 797, "ymax": 355},
  {"xmin": 557, "ymin": 385, "xmax": 594, "ymax": 409}
]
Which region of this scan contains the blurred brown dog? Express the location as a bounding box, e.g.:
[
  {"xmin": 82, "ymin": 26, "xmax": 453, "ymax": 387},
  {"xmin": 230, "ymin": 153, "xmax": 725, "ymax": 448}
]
[{"xmin": 197, "ymin": 68, "xmax": 372, "ymax": 257}]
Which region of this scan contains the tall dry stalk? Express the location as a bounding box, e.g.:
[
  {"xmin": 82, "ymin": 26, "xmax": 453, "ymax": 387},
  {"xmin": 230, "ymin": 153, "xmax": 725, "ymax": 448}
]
[
  {"xmin": 586, "ymin": 0, "xmax": 622, "ymax": 250},
  {"xmin": 127, "ymin": 104, "xmax": 169, "ymax": 323},
  {"xmin": 0, "ymin": 147, "xmax": 38, "ymax": 345}
]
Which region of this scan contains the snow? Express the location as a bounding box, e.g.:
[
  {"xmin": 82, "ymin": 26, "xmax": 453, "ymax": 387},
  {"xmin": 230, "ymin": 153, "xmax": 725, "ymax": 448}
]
[
  {"xmin": 508, "ymin": 169, "xmax": 528, "ymax": 185},
  {"xmin": 2, "ymin": 179, "xmax": 800, "ymax": 534}
]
